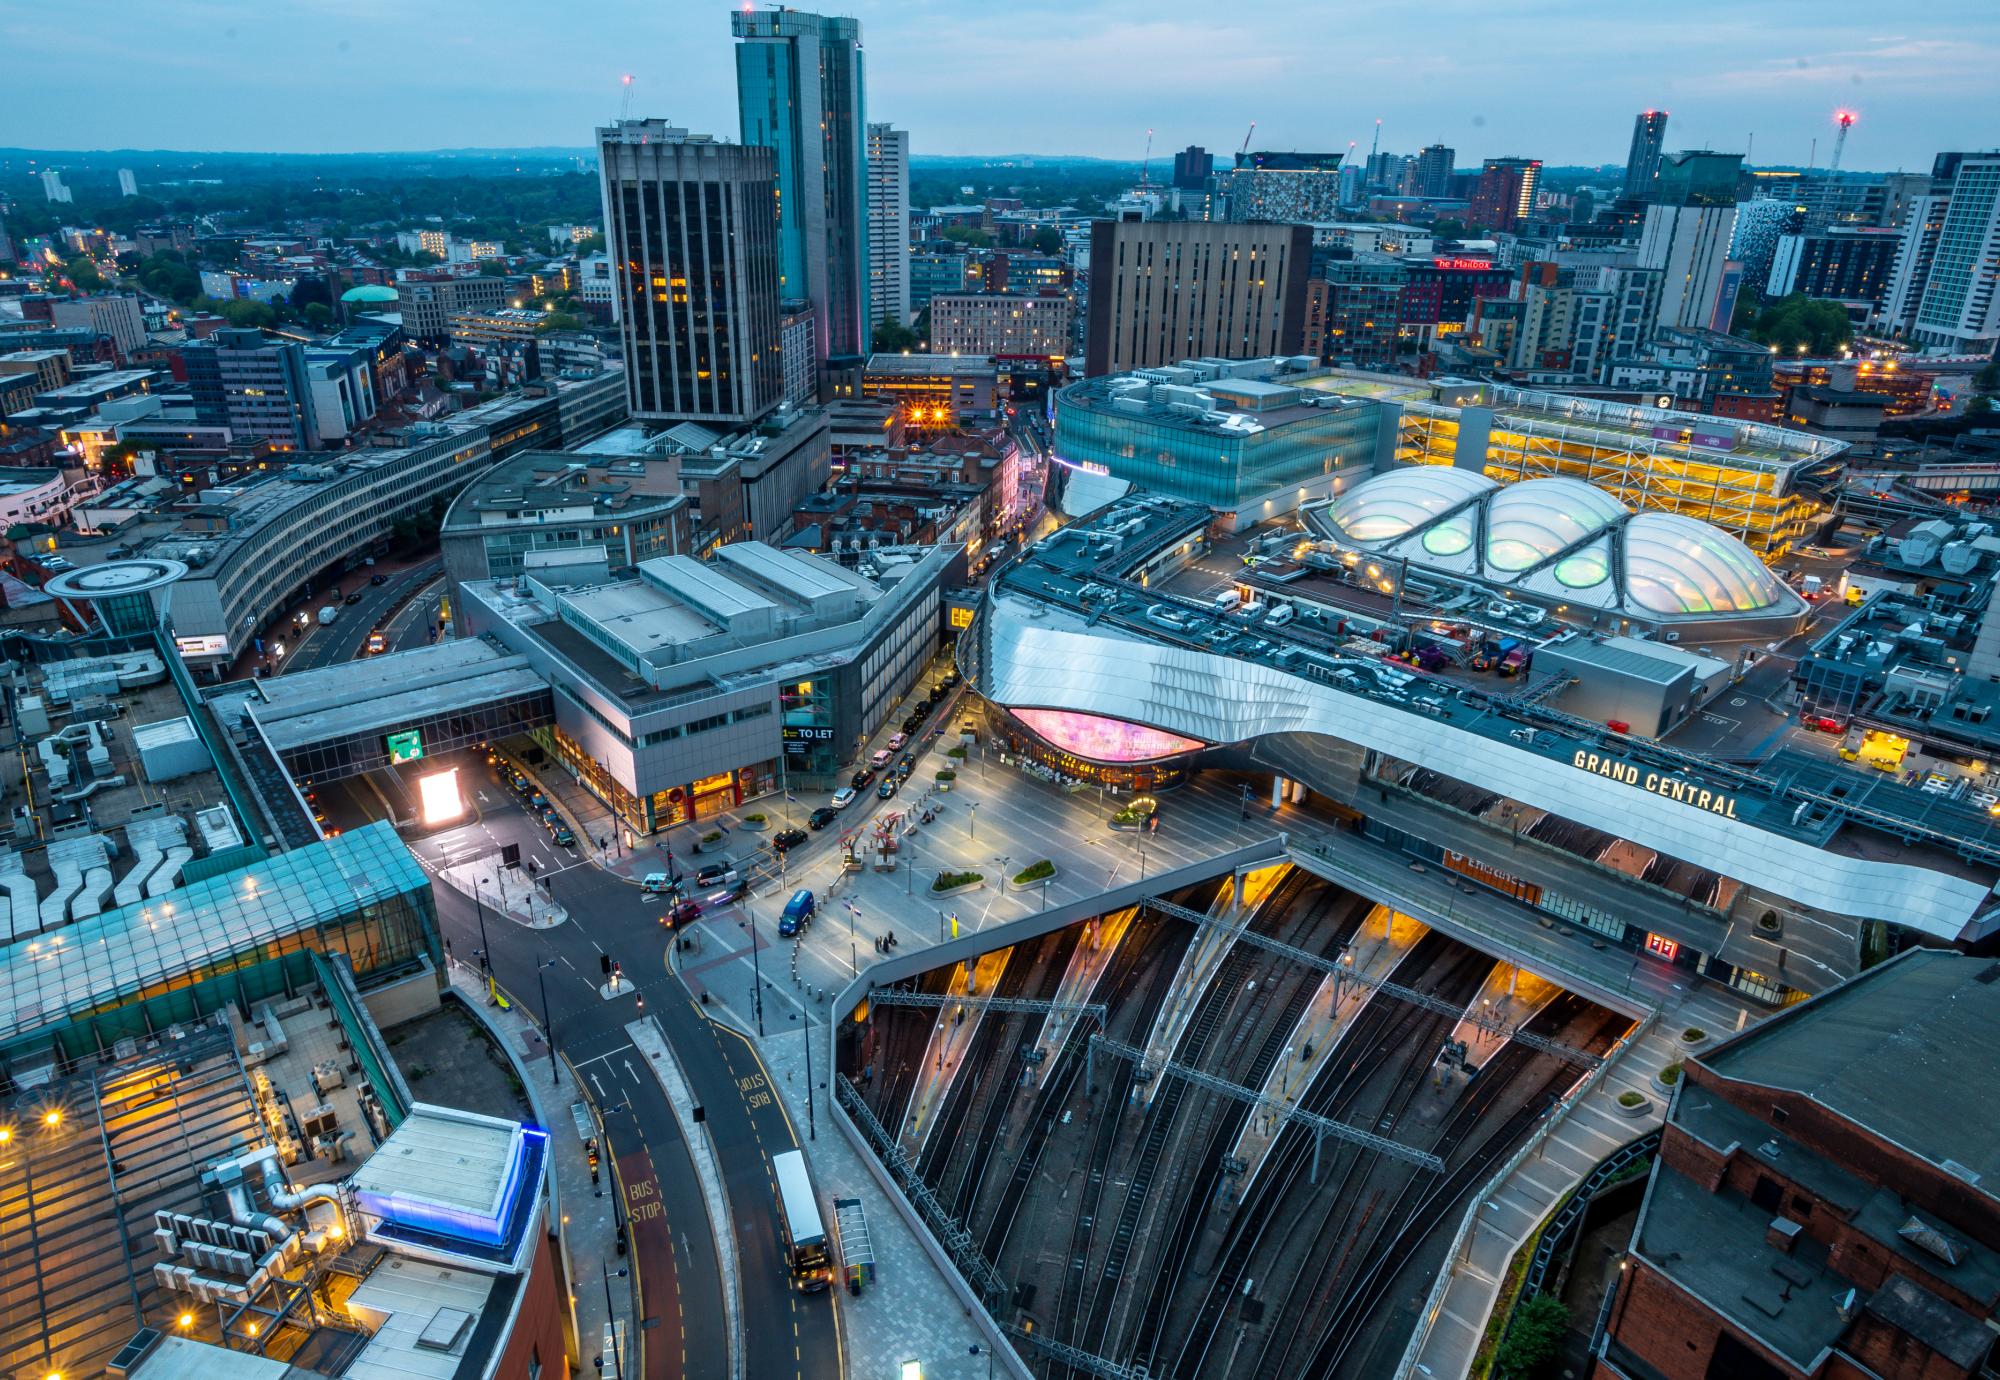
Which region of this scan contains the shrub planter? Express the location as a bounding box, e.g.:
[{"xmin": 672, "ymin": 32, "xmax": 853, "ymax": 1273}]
[
  {"xmin": 931, "ymin": 871, "xmax": 984, "ymax": 897},
  {"xmin": 1677, "ymin": 1027, "xmax": 1710, "ymax": 1049},
  {"xmin": 1613, "ymin": 1090, "xmax": 1652, "ymax": 1119},
  {"xmin": 739, "ymin": 815, "xmax": 768, "ymax": 832},
  {"xmin": 1653, "ymin": 1061, "xmax": 1683, "ymax": 1095},
  {"xmin": 1009, "ymin": 860, "xmax": 1057, "ymax": 892},
  {"xmin": 695, "ymin": 830, "xmax": 728, "ymax": 854},
  {"xmin": 934, "ymin": 770, "xmax": 956, "ymax": 793}
]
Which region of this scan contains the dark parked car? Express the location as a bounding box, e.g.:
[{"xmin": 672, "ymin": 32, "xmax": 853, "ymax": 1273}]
[
  {"xmin": 370, "ymin": 573, "xmax": 388, "ymax": 586},
  {"xmin": 876, "ymin": 778, "xmax": 899, "ymax": 800},
  {"xmin": 772, "ymin": 827, "xmax": 808, "ymax": 852},
  {"xmin": 850, "ymin": 767, "xmax": 877, "ymax": 789},
  {"xmin": 894, "ymin": 753, "xmax": 917, "ymax": 779},
  {"xmin": 808, "ymin": 806, "xmax": 839, "ymax": 831},
  {"xmin": 344, "ymin": 590, "xmax": 365, "ymax": 606}
]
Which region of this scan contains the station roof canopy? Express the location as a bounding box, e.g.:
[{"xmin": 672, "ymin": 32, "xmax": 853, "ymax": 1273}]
[{"xmin": 247, "ymin": 640, "xmax": 549, "ymax": 753}]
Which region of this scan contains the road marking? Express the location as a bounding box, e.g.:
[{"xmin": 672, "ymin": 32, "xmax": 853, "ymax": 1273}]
[{"xmin": 576, "ymin": 1043, "xmax": 637, "ymax": 1068}]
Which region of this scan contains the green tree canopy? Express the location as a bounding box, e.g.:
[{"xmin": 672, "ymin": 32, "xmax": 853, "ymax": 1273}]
[
  {"xmin": 1030, "ymin": 226, "xmax": 1064, "ymax": 255},
  {"xmin": 1493, "ymin": 1293, "xmax": 1570, "ymax": 1380},
  {"xmin": 940, "ymin": 224, "xmax": 993, "ymax": 248},
  {"xmin": 1743, "ymin": 293, "xmax": 1852, "ymax": 356},
  {"xmin": 63, "ymin": 256, "xmax": 107, "ymax": 292},
  {"xmin": 872, "ymin": 316, "xmax": 921, "ymax": 353}
]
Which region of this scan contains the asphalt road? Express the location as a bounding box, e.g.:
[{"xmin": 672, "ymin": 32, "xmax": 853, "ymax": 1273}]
[
  {"xmin": 422, "ymin": 764, "xmax": 841, "ymax": 1380},
  {"xmin": 284, "ymin": 560, "xmax": 443, "ymax": 670}
]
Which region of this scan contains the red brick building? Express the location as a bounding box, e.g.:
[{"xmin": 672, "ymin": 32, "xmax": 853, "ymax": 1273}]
[{"xmin": 1595, "ymin": 949, "xmax": 2000, "ymax": 1380}]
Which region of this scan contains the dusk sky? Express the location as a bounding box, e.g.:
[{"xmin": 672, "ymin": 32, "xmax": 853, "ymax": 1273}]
[{"xmin": 8, "ymin": 0, "xmax": 1996, "ymax": 170}]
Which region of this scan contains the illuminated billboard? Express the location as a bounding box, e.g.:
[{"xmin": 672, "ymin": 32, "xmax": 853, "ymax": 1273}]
[
  {"xmin": 386, "ymin": 729, "xmax": 424, "ymax": 764},
  {"xmin": 1012, "ymin": 708, "xmax": 1204, "ymax": 763}
]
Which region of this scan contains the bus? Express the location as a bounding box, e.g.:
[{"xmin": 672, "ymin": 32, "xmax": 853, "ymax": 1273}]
[{"xmin": 773, "ymin": 1149, "xmax": 830, "ymax": 1292}]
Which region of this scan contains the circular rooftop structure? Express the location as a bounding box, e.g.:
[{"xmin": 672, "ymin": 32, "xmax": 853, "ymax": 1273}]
[
  {"xmin": 43, "ymin": 558, "xmax": 189, "ymax": 600},
  {"xmin": 340, "ymin": 284, "xmax": 399, "ymax": 304},
  {"xmin": 1316, "ymin": 468, "xmax": 1797, "ymax": 622}
]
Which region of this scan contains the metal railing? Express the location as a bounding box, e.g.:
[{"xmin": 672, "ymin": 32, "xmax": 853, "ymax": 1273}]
[{"xmin": 1391, "ymin": 1009, "xmax": 1657, "ymax": 1379}]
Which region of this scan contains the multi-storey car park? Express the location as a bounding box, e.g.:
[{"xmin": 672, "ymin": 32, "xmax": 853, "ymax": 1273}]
[
  {"xmin": 1051, "ymin": 356, "xmax": 1846, "ymax": 554},
  {"xmin": 822, "ymin": 477, "xmax": 2000, "ymax": 1379}
]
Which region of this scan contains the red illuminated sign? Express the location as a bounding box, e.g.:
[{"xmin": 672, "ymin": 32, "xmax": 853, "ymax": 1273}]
[
  {"xmin": 1644, "ymin": 933, "xmax": 1680, "ymax": 961},
  {"xmin": 1432, "ymin": 257, "xmax": 1495, "ymax": 271}
]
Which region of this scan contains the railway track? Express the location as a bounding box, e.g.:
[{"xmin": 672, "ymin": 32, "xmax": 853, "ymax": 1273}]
[
  {"xmin": 1126, "ymin": 887, "xmax": 1376, "ymax": 1372},
  {"xmin": 1171, "ymin": 932, "xmax": 1492, "ymax": 1379}
]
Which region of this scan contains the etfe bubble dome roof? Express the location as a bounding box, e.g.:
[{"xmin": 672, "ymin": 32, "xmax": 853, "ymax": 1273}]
[{"xmin": 1320, "ymin": 467, "xmax": 1796, "ymax": 619}]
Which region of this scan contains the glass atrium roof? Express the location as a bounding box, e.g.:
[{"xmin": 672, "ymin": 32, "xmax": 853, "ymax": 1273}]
[
  {"xmin": 1315, "ymin": 468, "xmax": 1792, "ymax": 617},
  {"xmin": 0, "ymin": 823, "xmax": 427, "ymax": 1042}
]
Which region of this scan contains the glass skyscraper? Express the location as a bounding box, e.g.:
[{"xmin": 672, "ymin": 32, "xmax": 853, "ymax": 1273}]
[{"xmin": 733, "ymin": 9, "xmax": 871, "ymax": 366}]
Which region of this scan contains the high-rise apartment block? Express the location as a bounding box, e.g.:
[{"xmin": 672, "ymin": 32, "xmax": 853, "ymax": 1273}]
[
  {"xmin": 1469, "ymin": 158, "xmax": 1542, "ymax": 232},
  {"xmin": 1413, "ymin": 144, "xmax": 1455, "ymax": 198},
  {"xmin": 734, "ymin": 8, "xmax": 870, "ymax": 364},
  {"xmin": 117, "ymin": 167, "xmax": 138, "ymax": 197},
  {"xmin": 1623, "ymin": 110, "xmax": 1669, "ymax": 198},
  {"xmin": 597, "ymin": 121, "xmax": 783, "ymax": 425},
  {"xmin": 1084, "ymin": 220, "xmax": 1312, "ymax": 376},
  {"xmin": 1638, "ymin": 152, "xmax": 1743, "ymax": 334},
  {"xmin": 866, "ymin": 123, "xmax": 911, "ymax": 331},
  {"xmin": 182, "ymin": 327, "xmax": 318, "ymax": 451},
  {"xmin": 40, "ymin": 169, "xmax": 71, "ymax": 203},
  {"xmin": 1877, "ymin": 151, "xmax": 2000, "ymax": 354},
  {"xmin": 1766, "ymin": 226, "xmax": 1902, "ymax": 306},
  {"xmin": 928, "ymin": 292, "xmax": 1073, "ymax": 358}
]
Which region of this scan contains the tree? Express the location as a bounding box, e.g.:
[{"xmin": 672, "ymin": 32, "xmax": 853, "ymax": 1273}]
[
  {"xmin": 872, "ymin": 316, "xmax": 921, "ymax": 352},
  {"xmin": 301, "ymin": 302, "xmax": 334, "ymax": 331},
  {"xmin": 940, "ymin": 224, "xmax": 993, "ymax": 248},
  {"xmin": 1968, "ymin": 396, "xmax": 1996, "ymax": 416},
  {"xmin": 1030, "ymin": 226, "xmax": 1063, "ymax": 255},
  {"xmin": 1493, "ymin": 1293, "xmax": 1570, "ymax": 1380},
  {"xmin": 64, "ymin": 256, "xmax": 107, "ymax": 292},
  {"xmin": 216, "ymin": 299, "xmax": 278, "ymax": 330},
  {"xmin": 1744, "ymin": 293, "xmax": 1851, "ymax": 356},
  {"xmin": 576, "ymin": 231, "xmax": 606, "ymax": 255},
  {"xmin": 1973, "ymin": 360, "xmax": 2000, "ymax": 393},
  {"xmin": 1431, "ymin": 218, "xmax": 1472, "ymax": 241},
  {"xmin": 542, "ymin": 311, "xmax": 588, "ymax": 332}
]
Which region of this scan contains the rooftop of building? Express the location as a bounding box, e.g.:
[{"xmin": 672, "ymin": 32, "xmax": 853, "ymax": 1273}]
[
  {"xmin": 1699, "ymin": 949, "xmax": 2000, "ymax": 1192},
  {"xmin": 243, "ymin": 641, "xmax": 550, "ymax": 755},
  {"xmin": 443, "ymin": 446, "xmax": 685, "ymax": 524},
  {"xmin": 863, "ymin": 352, "xmax": 1002, "ymax": 377},
  {"xmin": 467, "ymin": 539, "xmax": 949, "ymax": 707}
]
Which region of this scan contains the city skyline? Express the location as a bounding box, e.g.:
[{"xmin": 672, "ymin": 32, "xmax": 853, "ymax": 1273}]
[{"xmin": 4, "ymin": 0, "xmax": 1996, "ymax": 169}]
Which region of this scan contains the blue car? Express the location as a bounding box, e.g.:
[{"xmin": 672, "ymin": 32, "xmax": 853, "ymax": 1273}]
[{"xmin": 779, "ymin": 889, "xmax": 816, "ymax": 937}]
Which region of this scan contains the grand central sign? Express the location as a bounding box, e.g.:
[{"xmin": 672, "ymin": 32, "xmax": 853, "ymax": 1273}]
[{"xmin": 1572, "ymin": 750, "xmax": 1742, "ymax": 819}]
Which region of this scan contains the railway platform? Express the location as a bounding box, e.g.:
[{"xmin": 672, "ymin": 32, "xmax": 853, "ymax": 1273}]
[
  {"xmin": 1227, "ymin": 905, "xmax": 1428, "ymax": 1188},
  {"xmin": 900, "ymin": 947, "xmax": 1014, "ymax": 1153}
]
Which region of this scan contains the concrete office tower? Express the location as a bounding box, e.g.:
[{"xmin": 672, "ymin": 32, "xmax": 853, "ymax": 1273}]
[
  {"xmin": 117, "ymin": 168, "xmax": 138, "ymax": 198},
  {"xmin": 1638, "ymin": 152, "xmax": 1743, "ymax": 334},
  {"xmin": 1414, "ymin": 144, "xmax": 1456, "ymax": 198},
  {"xmin": 1888, "ymin": 152, "xmax": 2000, "ymax": 354},
  {"xmin": 734, "ymin": 8, "xmax": 870, "ymax": 365},
  {"xmin": 182, "ymin": 327, "xmax": 319, "ymax": 451},
  {"xmin": 1469, "ymin": 158, "xmax": 1542, "ymax": 232},
  {"xmin": 40, "ymin": 169, "xmax": 71, "ymax": 203},
  {"xmin": 1084, "ymin": 220, "xmax": 1312, "ymax": 376},
  {"xmin": 1624, "ymin": 110, "xmax": 1669, "ymax": 199},
  {"xmin": 597, "ymin": 121, "xmax": 782, "ymax": 425},
  {"xmin": 866, "ymin": 123, "xmax": 911, "ymax": 331},
  {"xmin": 1172, "ymin": 146, "xmax": 1214, "ymax": 191}
]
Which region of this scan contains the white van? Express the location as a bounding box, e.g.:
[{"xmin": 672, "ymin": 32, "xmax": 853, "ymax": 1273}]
[
  {"xmin": 318, "ymin": 605, "xmax": 340, "ymax": 626},
  {"xmin": 1265, "ymin": 603, "xmax": 1296, "ymax": 627}
]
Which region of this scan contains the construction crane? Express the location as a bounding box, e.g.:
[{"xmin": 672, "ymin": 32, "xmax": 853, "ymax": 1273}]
[
  {"xmin": 619, "ymin": 73, "xmax": 634, "ymax": 121},
  {"xmin": 1828, "ymin": 109, "xmax": 1857, "ymax": 175},
  {"xmin": 1239, "ymin": 121, "xmax": 1256, "ymax": 162},
  {"xmin": 1138, "ymin": 127, "xmax": 1155, "ymax": 190}
]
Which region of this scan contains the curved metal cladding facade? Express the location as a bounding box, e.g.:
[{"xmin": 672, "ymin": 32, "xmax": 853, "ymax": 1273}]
[
  {"xmin": 1312, "ymin": 468, "xmax": 1808, "ymax": 634},
  {"xmin": 974, "ymin": 593, "xmax": 1992, "ymax": 941}
]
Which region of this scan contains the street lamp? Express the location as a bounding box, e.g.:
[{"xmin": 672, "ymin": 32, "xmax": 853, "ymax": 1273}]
[
  {"xmin": 749, "ymin": 897, "xmax": 766, "ymax": 1037},
  {"xmin": 969, "ymin": 1343, "xmax": 995, "ymax": 1379},
  {"xmin": 968, "ymin": 801, "xmax": 978, "ymax": 840},
  {"xmin": 536, "ymin": 957, "xmax": 560, "ymax": 1086}
]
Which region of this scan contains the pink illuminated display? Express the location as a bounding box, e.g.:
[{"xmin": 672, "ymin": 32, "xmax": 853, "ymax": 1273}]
[{"xmin": 1013, "ymin": 708, "xmax": 1206, "ymax": 762}]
